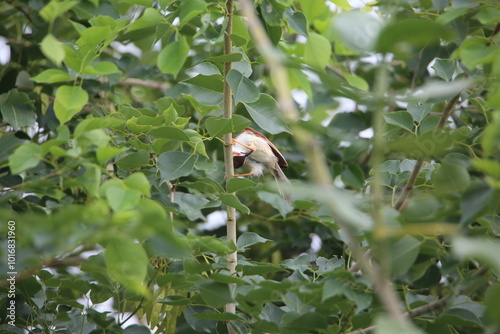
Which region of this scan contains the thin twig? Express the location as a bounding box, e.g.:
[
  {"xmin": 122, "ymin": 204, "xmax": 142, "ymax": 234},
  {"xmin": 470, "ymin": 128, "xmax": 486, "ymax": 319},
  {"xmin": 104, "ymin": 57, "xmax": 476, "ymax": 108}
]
[
  {"xmin": 393, "ymin": 157, "xmax": 424, "ymax": 211},
  {"xmin": 5, "ymin": 0, "xmax": 33, "ymax": 22},
  {"xmin": 437, "ymin": 93, "xmax": 461, "ymax": 129},
  {"xmin": 394, "ymin": 93, "xmax": 461, "ymax": 211},
  {"xmin": 165, "ymin": 181, "xmax": 175, "ymax": 223},
  {"xmin": 1, "ymin": 256, "xmax": 84, "ymax": 286},
  {"xmin": 222, "ymin": 1, "xmax": 237, "ymax": 333}
]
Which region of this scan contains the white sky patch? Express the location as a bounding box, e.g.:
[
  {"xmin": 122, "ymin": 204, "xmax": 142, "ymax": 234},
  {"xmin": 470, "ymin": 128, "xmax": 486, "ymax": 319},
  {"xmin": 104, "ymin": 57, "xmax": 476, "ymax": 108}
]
[
  {"xmin": 292, "ymin": 88, "xmax": 308, "ymax": 109},
  {"xmin": 111, "ymin": 41, "xmax": 142, "ymax": 58},
  {"xmin": 358, "ymin": 127, "xmax": 374, "ymax": 138},
  {"xmin": 197, "ymin": 210, "xmax": 228, "ymax": 231},
  {"xmin": 0, "ymin": 36, "xmax": 11, "ymax": 65},
  {"xmin": 308, "ymin": 233, "xmax": 322, "ymax": 253}
]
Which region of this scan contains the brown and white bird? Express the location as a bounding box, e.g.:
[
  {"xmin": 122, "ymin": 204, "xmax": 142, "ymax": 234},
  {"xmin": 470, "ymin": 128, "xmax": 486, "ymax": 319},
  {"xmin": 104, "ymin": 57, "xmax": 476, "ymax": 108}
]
[{"xmin": 232, "ymin": 127, "xmax": 291, "ymax": 204}]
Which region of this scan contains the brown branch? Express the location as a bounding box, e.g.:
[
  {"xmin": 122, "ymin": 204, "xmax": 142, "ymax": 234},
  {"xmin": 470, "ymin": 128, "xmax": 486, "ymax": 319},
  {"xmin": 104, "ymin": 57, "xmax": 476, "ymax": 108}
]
[
  {"xmin": 2, "ymin": 171, "xmax": 62, "ymax": 192},
  {"xmin": 1, "ymin": 256, "xmax": 84, "ymax": 286},
  {"xmin": 437, "ymin": 93, "xmax": 461, "ymax": 130},
  {"xmin": 5, "ymin": 0, "xmax": 33, "ymax": 22},
  {"xmin": 394, "ymin": 93, "xmax": 461, "ymax": 211},
  {"xmin": 393, "ymin": 157, "xmax": 424, "ymax": 211},
  {"xmin": 344, "ymin": 297, "xmax": 449, "ymax": 334}
]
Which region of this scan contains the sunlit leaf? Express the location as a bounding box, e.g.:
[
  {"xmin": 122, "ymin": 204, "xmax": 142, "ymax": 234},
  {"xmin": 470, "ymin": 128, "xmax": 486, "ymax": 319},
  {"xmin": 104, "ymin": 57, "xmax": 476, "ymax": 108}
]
[
  {"xmin": 158, "ymin": 36, "xmax": 190, "ymax": 78},
  {"xmin": 304, "ymin": 33, "xmax": 331, "ymax": 69},
  {"xmin": 9, "ymin": 143, "xmax": 42, "ymax": 175},
  {"xmin": 54, "ymin": 85, "xmax": 89, "ymax": 124},
  {"xmin": 105, "ymin": 238, "xmax": 148, "ymax": 293}
]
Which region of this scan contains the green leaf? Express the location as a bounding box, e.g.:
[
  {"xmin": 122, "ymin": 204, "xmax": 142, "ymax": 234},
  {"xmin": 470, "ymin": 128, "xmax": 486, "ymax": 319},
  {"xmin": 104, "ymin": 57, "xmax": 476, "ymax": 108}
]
[
  {"xmin": 281, "ymin": 312, "xmax": 328, "ymax": 333},
  {"xmin": 432, "ymin": 58, "xmax": 455, "ymax": 81},
  {"xmin": 432, "ymin": 161, "xmax": 470, "ymax": 193},
  {"xmin": 1, "ymin": 103, "xmax": 36, "ymax": 130},
  {"xmin": 453, "ymin": 237, "xmax": 500, "ymax": 275},
  {"xmin": 83, "ymin": 61, "xmax": 121, "ymax": 75},
  {"xmin": 9, "ymin": 143, "xmax": 43, "ymax": 175},
  {"xmin": 329, "ymin": 0, "xmax": 351, "ymax": 9},
  {"xmin": 457, "ymin": 38, "xmax": 500, "ymax": 69},
  {"xmin": 106, "ymin": 186, "xmax": 141, "ymax": 212},
  {"xmin": 332, "ymin": 11, "xmax": 382, "ymax": 53},
  {"xmin": 284, "ymin": 8, "xmax": 308, "ymax": 37},
  {"xmin": 243, "ymin": 94, "xmax": 289, "ymax": 134},
  {"xmin": 219, "ymin": 194, "xmax": 250, "ymax": 214},
  {"xmin": 374, "ymin": 314, "xmax": 424, "ymax": 334},
  {"xmin": 126, "ymin": 7, "xmax": 164, "ymax": 32},
  {"xmin": 197, "ymin": 281, "xmax": 233, "ymax": 308},
  {"xmin": 179, "ymin": 0, "xmax": 207, "ymax": 28},
  {"xmin": 304, "ymin": 33, "xmax": 331, "ymax": 69},
  {"xmin": 384, "ymin": 111, "xmax": 414, "ymax": 132},
  {"xmin": 257, "ymin": 191, "xmax": 292, "ymax": 218},
  {"xmin": 204, "ymin": 53, "xmax": 243, "ymax": 63},
  {"xmin": 31, "ymin": 69, "xmax": 72, "ymax": 83},
  {"xmin": 484, "ymin": 284, "xmax": 500, "ymax": 326},
  {"xmin": 54, "ymin": 85, "xmax": 89, "ymax": 124},
  {"xmin": 97, "ymin": 146, "xmax": 127, "ymax": 165},
  {"xmin": 105, "ymin": 238, "xmax": 148, "ymax": 293},
  {"xmin": 460, "ymin": 182, "xmax": 493, "ymax": 224},
  {"xmin": 80, "ymin": 164, "xmax": 101, "ymax": 197},
  {"xmin": 210, "ymin": 273, "xmax": 249, "ymax": 285},
  {"xmin": 40, "ymin": 34, "xmax": 66, "ymax": 66},
  {"xmin": 376, "ymin": 19, "xmax": 454, "ymax": 58},
  {"xmin": 183, "ymin": 74, "xmax": 224, "ymax": 93},
  {"xmin": 115, "ymin": 150, "xmax": 151, "ymax": 169},
  {"xmin": 475, "ymin": 7, "xmax": 500, "ymax": 24},
  {"xmin": 40, "ymin": 0, "xmax": 79, "ymax": 23},
  {"xmin": 344, "ymin": 73, "xmax": 369, "ymax": 91},
  {"xmin": 321, "ymin": 279, "xmax": 343, "ymax": 301},
  {"xmin": 149, "ymin": 126, "xmax": 191, "ymax": 141},
  {"xmin": 407, "ymin": 103, "xmax": 432, "ymax": 123},
  {"xmin": 390, "ymin": 235, "xmax": 421, "ymax": 275},
  {"xmin": 124, "ymin": 173, "xmax": 151, "ymax": 197},
  {"xmin": 473, "ymin": 159, "xmax": 500, "ymax": 178},
  {"xmin": 297, "ymin": 0, "xmax": 327, "ymax": 22},
  {"xmin": 237, "ymin": 232, "xmax": 270, "ymax": 249},
  {"xmin": 157, "ymin": 295, "xmax": 191, "ymax": 306},
  {"xmin": 158, "ymin": 36, "xmax": 190, "ymax": 78},
  {"xmin": 226, "ymin": 69, "xmax": 260, "ymax": 104},
  {"xmin": 226, "ymin": 178, "xmax": 256, "ymax": 193},
  {"xmin": 157, "ymin": 151, "xmax": 198, "ymax": 181},
  {"xmin": 232, "ymin": 114, "xmax": 252, "ymax": 132},
  {"xmin": 205, "ymin": 117, "xmax": 233, "ymax": 138}
]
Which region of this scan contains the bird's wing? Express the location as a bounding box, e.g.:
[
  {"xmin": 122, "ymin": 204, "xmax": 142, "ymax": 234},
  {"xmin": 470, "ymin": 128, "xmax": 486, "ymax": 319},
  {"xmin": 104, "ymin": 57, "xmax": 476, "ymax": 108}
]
[{"xmin": 243, "ymin": 127, "xmax": 288, "ymax": 168}]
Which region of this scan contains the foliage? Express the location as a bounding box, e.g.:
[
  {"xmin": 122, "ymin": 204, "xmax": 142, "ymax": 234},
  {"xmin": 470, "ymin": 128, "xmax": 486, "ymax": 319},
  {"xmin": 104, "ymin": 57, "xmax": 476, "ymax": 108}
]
[{"xmin": 0, "ymin": 0, "xmax": 500, "ymax": 333}]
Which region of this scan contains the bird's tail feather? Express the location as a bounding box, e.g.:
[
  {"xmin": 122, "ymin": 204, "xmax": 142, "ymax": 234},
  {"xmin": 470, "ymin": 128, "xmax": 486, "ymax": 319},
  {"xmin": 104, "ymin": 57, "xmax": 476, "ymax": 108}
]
[{"xmin": 272, "ymin": 163, "xmax": 292, "ymax": 205}]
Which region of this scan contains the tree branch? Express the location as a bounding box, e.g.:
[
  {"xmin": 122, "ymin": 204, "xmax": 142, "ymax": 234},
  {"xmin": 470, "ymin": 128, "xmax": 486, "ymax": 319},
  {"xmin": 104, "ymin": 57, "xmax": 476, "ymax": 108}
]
[
  {"xmin": 1, "ymin": 256, "xmax": 84, "ymax": 286},
  {"xmin": 222, "ymin": 1, "xmax": 237, "ymax": 333},
  {"xmin": 239, "ymin": 0, "xmax": 408, "ymax": 325},
  {"xmin": 394, "ymin": 93, "xmax": 461, "ymax": 211}
]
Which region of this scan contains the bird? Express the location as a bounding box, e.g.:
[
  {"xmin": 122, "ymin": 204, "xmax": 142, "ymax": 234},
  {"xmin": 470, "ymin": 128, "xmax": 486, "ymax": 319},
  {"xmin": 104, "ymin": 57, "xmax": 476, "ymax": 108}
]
[{"xmin": 231, "ymin": 127, "xmax": 291, "ymax": 204}]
